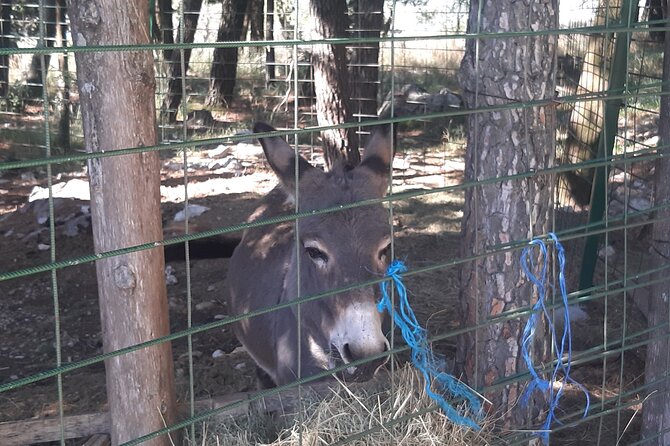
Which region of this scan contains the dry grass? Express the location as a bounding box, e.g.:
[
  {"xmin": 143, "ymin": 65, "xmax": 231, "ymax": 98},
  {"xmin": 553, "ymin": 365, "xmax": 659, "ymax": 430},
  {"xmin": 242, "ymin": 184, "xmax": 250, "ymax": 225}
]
[{"xmin": 190, "ymin": 365, "xmax": 495, "ymax": 446}]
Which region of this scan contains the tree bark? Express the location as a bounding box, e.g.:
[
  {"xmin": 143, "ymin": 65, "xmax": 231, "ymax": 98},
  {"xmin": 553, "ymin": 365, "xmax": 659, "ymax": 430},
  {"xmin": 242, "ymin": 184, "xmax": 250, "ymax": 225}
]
[
  {"xmin": 350, "ymin": 0, "xmax": 383, "ymax": 121},
  {"xmin": 456, "ymin": 0, "xmax": 557, "ymax": 433},
  {"xmin": 559, "ymin": 0, "xmax": 622, "ymax": 206},
  {"xmin": 66, "ymin": 1, "xmax": 177, "ymax": 445},
  {"xmin": 310, "ymin": 0, "xmax": 359, "ymax": 169},
  {"xmin": 206, "ymin": 0, "xmax": 247, "ymax": 107},
  {"xmin": 640, "ymin": 17, "xmax": 670, "ymax": 445},
  {"xmin": 161, "ymin": 0, "xmax": 203, "ymax": 123}
]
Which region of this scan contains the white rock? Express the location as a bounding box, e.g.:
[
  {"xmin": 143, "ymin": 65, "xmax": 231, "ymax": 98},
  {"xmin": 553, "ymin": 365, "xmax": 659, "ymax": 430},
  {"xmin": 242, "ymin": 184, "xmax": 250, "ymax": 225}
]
[
  {"xmin": 174, "ymin": 204, "xmax": 210, "ymax": 222},
  {"xmin": 195, "ymin": 301, "xmax": 215, "ymax": 311},
  {"xmin": 29, "ymin": 178, "xmax": 90, "ymax": 202},
  {"xmin": 207, "ymin": 145, "xmax": 232, "ymax": 158},
  {"xmin": 598, "ymin": 245, "xmax": 616, "ymax": 259},
  {"xmin": 212, "ymin": 349, "xmax": 224, "ymax": 359}
]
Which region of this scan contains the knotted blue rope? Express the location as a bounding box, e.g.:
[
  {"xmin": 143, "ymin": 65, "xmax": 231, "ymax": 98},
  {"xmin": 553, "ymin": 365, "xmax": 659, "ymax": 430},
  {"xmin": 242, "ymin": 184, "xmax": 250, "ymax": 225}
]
[
  {"xmin": 377, "ymin": 260, "xmax": 483, "ymax": 430},
  {"xmin": 520, "ymin": 233, "xmax": 590, "ymax": 444}
]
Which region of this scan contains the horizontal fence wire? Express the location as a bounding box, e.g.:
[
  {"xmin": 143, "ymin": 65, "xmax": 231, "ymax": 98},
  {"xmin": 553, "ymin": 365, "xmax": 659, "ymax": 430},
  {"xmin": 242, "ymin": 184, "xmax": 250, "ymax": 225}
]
[{"xmin": 1, "ymin": 1, "xmax": 668, "ymax": 445}]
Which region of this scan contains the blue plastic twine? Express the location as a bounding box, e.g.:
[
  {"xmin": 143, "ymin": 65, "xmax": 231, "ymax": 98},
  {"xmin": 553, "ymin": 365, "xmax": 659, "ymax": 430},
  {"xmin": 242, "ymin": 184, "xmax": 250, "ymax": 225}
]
[
  {"xmin": 520, "ymin": 233, "xmax": 590, "ymax": 444},
  {"xmin": 377, "ymin": 260, "xmax": 483, "ymax": 430}
]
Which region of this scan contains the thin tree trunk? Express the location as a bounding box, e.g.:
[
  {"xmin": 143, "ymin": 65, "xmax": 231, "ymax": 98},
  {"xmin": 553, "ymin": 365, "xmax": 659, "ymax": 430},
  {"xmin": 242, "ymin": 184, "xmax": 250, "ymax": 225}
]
[
  {"xmin": 559, "ymin": 0, "xmax": 622, "ymax": 206},
  {"xmin": 456, "ymin": 0, "xmax": 557, "ymax": 433},
  {"xmin": 66, "ymin": 0, "xmax": 177, "ymax": 444},
  {"xmin": 0, "ymin": 0, "xmax": 12, "ymax": 97},
  {"xmin": 161, "ymin": 0, "xmax": 203, "ymax": 123},
  {"xmin": 206, "ymin": 0, "xmax": 247, "ymax": 107},
  {"xmin": 56, "ymin": 0, "xmax": 70, "ymax": 150},
  {"xmin": 158, "ymin": 0, "xmax": 174, "ymax": 62},
  {"xmin": 246, "ymin": 0, "xmax": 263, "ymax": 40},
  {"xmin": 265, "ymin": 0, "xmax": 276, "ymax": 85},
  {"xmin": 310, "ymin": 0, "xmax": 359, "ymax": 169},
  {"xmin": 640, "ymin": 15, "xmax": 670, "ymax": 444},
  {"xmin": 26, "ymin": 0, "xmax": 57, "ymax": 99},
  {"xmin": 350, "ymin": 0, "xmax": 383, "ymax": 121}
]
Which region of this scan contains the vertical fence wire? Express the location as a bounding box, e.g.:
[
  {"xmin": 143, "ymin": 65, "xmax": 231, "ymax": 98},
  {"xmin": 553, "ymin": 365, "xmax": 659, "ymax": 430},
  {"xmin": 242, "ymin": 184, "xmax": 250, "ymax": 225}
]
[{"xmin": 0, "ymin": 0, "xmax": 669, "ymax": 444}]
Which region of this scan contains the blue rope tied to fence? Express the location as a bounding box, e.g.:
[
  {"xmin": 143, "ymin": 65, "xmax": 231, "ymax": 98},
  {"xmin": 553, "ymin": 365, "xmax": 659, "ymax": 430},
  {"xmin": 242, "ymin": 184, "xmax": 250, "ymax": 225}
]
[
  {"xmin": 520, "ymin": 232, "xmax": 590, "ymax": 444},
  {"xmin": 377, "ymin": 260, "xmax": 483, "ymax": 430}
]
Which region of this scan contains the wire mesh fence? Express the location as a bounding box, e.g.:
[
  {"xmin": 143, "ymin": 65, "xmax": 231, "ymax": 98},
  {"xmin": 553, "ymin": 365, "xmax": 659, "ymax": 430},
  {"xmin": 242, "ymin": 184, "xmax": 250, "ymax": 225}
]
[{"xmin": 0, "ymin": 0, "xmax": 668, "ymax": 444}]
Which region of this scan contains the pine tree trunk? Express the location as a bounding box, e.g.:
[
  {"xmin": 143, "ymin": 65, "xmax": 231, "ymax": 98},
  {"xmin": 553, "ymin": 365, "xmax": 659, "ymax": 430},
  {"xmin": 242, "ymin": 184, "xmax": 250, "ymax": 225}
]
[
  {"xmin": 66, "ymin": 0, "xmax": 177, "ymax": 444},
  {"xmin": 161, "ymin": 0, "xmax": 203, "ymax": 122},
  {"xmin": 456, "ymin": 0, "xmax": 558, "ymax": 433},
  {"xmin": 350, "ymin": 0, "xmax": 383, "ymax": 121},
  {"xmin": 310, "ymin": 0, "xmax": 359, "ymax": 169},
  {"xmin": 206, "ymin": 0, "xmax": 247, "ymax": 107},
  {"xmin": 640, "ymin": 19, "xmax": 670, "ymax": 445}
]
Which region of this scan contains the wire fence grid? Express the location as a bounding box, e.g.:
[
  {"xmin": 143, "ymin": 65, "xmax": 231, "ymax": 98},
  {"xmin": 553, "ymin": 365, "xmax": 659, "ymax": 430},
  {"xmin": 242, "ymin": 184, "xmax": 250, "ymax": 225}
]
[{"xmin": 0, "ymin": 0, "xmax": 669, "ymax": 445}]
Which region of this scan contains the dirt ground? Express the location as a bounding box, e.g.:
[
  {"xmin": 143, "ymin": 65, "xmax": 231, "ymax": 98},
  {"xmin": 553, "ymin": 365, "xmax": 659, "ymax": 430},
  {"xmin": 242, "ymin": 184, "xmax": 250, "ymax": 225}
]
[{"xmin": 0, "ymin": 120, "xmax": 652, "ymax": 445}]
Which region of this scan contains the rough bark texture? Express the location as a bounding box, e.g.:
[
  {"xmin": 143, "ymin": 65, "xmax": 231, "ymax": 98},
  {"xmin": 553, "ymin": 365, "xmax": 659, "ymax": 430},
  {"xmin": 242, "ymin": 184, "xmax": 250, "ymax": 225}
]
[
  {"xmin": 206, "ymin": 0, "xmax": 247, "ymax": 107},
  {"xmin": 641, "ymin": 19, "xmax": 670, "ymax": 445},
  {"xmin": 456, "ymin": 0, "xmax": 557, "ymax": 433},
  {"xmin": 161, "ymin": 0, "xmax": 203, "ymax": 122},
  {"xmin": 310, "ymin": 0, "xmax": 359, "ymax": 169},
  {"xmin": 66, "ymin": 1, "xmax": 177, "ymax": 445},
  {"xmin": 350, "ymin": 0, "xmax": 383, "ymax": 120},
  {"xmin": 559, "ymin": 0, "xmax": 622, "ymax": 206}
]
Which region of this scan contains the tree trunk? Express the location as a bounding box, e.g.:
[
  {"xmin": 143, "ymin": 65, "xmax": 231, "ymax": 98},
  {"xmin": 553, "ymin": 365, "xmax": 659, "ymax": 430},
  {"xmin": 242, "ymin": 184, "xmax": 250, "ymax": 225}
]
[
  {"xmin": 56, "ymin": 0, "xmax": 70, "ymax": 150},
  {"xmin": 350, "ymin": 0, "xmax": 383, "ymax": 121},
  {"xmin": 157, "ymin": 0, "xmax": 174, "ymax": 62},
  {"xmin": 640, "ymin": 18, "xmax": 670, "ymax": 445},
  {"xmin": 559, "ymin": 0, "xmax": 622, "ymax": 206},
  {"xmin": 646, "ymin": 0, "xmax": 667, "ymax": 43},
  {"xmin": 206, "ymin": 0, "xmax": 247, "ymax": 107},
  {"xmin": 310, "ymin": 0, "xmax": 359, "ymax": 169},
  {"xmin": 246, "ymin": 0, "xmax": 263, "ymax": 40},
  {"xmin": 161, "ymin": 0, "xmax": 203, "ymax": 123},
  {"xmin": 456, "ymin": 0, "xmax": 557, "ymax": 434},
  {"xmin": 66, "ymin": 1, "xmax": 177, "ymax": 445},
  {"xmin": 26, "ymin": 0, "xmax": 57, "ymax": 99},
  {"xmin": 0, "ymin": 0, "xmax": 12, "ymax": 97},
  {"xmin": 265, "ymin": 0, "xmax": 276, "ymax": 85}
]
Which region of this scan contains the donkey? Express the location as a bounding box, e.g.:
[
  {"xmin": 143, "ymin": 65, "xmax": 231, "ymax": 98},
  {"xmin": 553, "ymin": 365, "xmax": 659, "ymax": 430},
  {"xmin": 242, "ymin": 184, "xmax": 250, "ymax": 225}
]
[{"xmin": 226, "ymin": 122, "xmax": 394, "ymax": 387}]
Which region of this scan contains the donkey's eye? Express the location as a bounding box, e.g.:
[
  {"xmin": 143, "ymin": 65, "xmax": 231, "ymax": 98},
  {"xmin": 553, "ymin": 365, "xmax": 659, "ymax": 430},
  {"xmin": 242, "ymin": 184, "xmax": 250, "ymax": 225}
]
[
  {"xmin": 306, "ymin": 246, "xmax": 328, "ymax": 265},
  {"xmin": 378, "ymin": 244, "xmax": 391, "ymax": 263}
]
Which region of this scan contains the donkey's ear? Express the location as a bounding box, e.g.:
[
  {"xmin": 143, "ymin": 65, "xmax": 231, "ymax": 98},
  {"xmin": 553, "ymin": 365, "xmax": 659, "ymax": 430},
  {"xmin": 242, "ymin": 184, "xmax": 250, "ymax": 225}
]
[
  {"xmin": 357, "ymin": 124, "xmax": 395, "ymax": 196},
  {"xmin": 254, "ymin": 122, "xmax": 315, "ymax": 190}
]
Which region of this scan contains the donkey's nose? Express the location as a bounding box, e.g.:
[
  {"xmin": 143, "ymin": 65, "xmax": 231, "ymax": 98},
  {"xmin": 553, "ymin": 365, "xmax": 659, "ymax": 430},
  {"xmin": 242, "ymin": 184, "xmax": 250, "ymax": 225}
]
[{"xmin": 343, "ymin": 338, "xmax": 389, "ymax": 362}]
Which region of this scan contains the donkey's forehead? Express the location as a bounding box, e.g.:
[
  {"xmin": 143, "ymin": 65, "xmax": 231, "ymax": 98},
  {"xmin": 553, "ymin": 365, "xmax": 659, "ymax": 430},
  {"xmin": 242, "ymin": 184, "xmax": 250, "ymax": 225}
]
[{"xmin": 297, "ymin": 167, "xmax": 380, "ymax": 210}]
